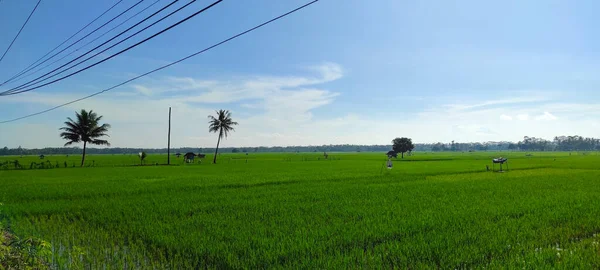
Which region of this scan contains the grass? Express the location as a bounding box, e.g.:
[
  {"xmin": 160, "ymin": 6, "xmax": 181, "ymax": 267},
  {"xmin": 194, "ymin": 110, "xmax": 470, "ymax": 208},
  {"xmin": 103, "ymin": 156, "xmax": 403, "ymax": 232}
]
[{"xmin": 1, "ymin": 151, "xmax": 600, "ymax": 268}]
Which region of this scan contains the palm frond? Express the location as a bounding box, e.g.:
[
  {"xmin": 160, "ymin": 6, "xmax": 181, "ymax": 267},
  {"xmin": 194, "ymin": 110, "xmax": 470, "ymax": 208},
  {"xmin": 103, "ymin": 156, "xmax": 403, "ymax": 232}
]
[
  {"xmin": 63, "ymin": 141, "xmax": 78, "ymax": 146},
  {"xmin": 207, "ymin": 109, "xmax": 238, "ymax": 138},
  {"xmin": 59, "ymin": 131, "xmax": 79, "ymax": 138},
  {"xmin": 90, "ymin": 139, "xmax": 110, "ymax": 146},
  {"xmin": 60, "ymin": 109, "xmax": 110, "ymax": 146}
]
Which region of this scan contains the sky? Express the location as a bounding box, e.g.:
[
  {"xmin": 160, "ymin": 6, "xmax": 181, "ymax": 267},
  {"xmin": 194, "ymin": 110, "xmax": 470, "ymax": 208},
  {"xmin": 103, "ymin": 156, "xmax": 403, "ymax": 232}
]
[{"xmin": 0, "ymin": 0, "xmax": 599, "ymax": 149}]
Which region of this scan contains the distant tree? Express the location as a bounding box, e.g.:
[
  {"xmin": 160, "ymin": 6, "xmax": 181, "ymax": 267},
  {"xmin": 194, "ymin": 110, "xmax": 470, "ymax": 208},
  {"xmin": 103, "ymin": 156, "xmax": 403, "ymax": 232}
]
[
  {"xmin": 519, "ymin": 136, "xmax": 552, "ymax": 151},
  {"xmin": 139, "ymin": 151, "xmax": 147, "ymax": 165},
  {"xmin": 431, "ymin": 143, "xmax": 446, "ymax": 152},
  {"xmin": 208, "ymin": 110, "xmax": 238, "ymax": 164},
  {"xmin": 59, "ymin": 110, "xmax": 110, "ymax": 167},
  {"xmin": 392, "ymin": 137, "xmax": 414, "ymax": 158},
  {"xmin": 232, "ymin": 148, "xmax": 240, "ymax": 153}
]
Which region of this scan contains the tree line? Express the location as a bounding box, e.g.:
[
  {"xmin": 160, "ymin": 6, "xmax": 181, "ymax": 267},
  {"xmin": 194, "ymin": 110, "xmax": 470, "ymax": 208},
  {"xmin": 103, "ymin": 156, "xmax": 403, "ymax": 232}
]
[
  {"xmin": 0, "ymin": 109, "xmax": 239, "ymax": 166},
  {"xmin": 4, "ymin": 135, "xmax": 599, "ymax": 156}
]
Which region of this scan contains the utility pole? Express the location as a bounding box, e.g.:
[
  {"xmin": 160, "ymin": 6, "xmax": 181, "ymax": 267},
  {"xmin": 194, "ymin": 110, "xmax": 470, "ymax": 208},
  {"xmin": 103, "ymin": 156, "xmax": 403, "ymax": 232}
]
[{"xmin": 167, "ymin": 107, "xmax": 171, "ymax": 165}]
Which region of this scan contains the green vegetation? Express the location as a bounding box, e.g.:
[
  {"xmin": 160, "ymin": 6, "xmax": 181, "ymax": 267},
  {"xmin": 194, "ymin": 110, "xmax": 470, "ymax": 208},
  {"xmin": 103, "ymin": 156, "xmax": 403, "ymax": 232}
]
[
  {"xmin": 392, "ymin": 137, "xmax": 415, "ymax": 158},
  {"xmin": 208, "ymin": 109, "xmax": 238, "ymax": 164},
  {"xmin": 1, "ymin": 152, "xmax": 600, "ymax": 268},
  {"xmin": 59, "ymin": 109, "xmax": 111, "ymax": 167}
]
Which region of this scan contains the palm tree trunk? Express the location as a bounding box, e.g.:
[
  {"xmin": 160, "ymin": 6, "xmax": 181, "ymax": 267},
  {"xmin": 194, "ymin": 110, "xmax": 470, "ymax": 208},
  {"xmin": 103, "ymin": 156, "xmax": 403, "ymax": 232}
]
[
  {"xmin": 213, "ymin": 128, "xmax": 223, "ymax": 164},
  {"xmin": 81, "ymin": 141, "xmax": 87, "ymax": 167}
]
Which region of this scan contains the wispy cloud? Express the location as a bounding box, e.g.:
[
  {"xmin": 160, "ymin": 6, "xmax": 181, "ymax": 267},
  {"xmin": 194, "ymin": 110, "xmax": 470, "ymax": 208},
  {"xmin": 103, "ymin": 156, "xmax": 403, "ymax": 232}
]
[
  {"xmin": 4, "ymin": 64, "xmax": 600, "ymax": 148},
  {"xmin": 517, "ymin": 114, "xmax": 530, "ymax": 121},
  {"xmin": 445, "ymin": 94, "xmax": 553, "ymax": 112},
  {"xmin": 0, "ymin": 63, "xmax": 346, "ymax": 148},
  {"xmin": 535, "ymin": 111, "xmax": 558, "ymax": 121},
  {"xmin": 132, "ymin": 85, "xmax": 153, "ymax": 96},
  {"xmin": 146, "ymin": 63, "xmax": 345, "ymax": 120}
]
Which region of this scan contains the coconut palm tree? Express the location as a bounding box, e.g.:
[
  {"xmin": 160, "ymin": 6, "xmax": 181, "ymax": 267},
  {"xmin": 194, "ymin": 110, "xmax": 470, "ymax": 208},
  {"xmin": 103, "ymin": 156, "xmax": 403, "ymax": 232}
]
[
  {"xmin": 59, "ymin": 110, "xmax": 111, "ymax": 167},
  {"xmin": 208, "ymin": 110, "xmax": 238, "ymax": 164}
]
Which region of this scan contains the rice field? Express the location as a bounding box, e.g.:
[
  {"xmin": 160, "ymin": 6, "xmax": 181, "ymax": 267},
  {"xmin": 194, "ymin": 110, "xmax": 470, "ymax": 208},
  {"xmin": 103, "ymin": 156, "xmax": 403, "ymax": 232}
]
[{"xmin": 2, "ymin": 151, "xmax": 600, "ymax": 268}]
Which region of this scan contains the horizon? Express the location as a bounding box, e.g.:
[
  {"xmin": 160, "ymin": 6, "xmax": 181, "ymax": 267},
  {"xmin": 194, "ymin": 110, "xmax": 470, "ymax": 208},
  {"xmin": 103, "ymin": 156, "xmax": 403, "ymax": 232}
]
[
  {"xmin": 4, "ymin": 2, "xmax": 600, "ymax": 268},
  {"xmin": 1, "ymin": 134, "xmax": 596, "ymax": 151},
  {"xmin": 1, "ymin": 0, "xmax": 600, "ymax": 148}
]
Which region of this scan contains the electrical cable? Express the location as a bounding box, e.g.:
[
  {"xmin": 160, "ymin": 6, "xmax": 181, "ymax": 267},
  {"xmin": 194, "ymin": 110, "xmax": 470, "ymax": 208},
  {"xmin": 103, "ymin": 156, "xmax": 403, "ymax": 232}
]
[
  {"xmin": 2, "ymin": 0, "xmax": 125, "ymax": 85},
  {"xmin": 0, "ymin": 0, "xmax": 42, "ymax": 65},
  {"xmin": 0, "ymin": 0, "xmax": 319, "ymax": 124},
  {"xmin": 2, "ymin": 0, "xmax": 143, "ymax": 85},
  {"xmin": 0, "ymin": 0, "xmax": 188, "ymax": 95},
  {"xmin": 9, "ymin": 0, "xmax": 162, "ymax": 86}
]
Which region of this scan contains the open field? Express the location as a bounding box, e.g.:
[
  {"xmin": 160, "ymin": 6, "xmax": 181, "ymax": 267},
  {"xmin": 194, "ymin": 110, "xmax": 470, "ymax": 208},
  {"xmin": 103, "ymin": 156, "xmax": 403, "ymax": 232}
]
[{"xmin": 2, "ymin": 152, "xmax": 600, "ymax": 268}]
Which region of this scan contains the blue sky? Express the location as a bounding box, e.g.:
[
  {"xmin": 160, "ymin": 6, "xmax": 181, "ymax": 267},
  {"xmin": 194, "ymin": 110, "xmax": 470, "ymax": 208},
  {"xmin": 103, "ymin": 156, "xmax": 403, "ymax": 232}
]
[{"xmin": 0, "ymin": 0, "xmax": 599, "ymax": 148}]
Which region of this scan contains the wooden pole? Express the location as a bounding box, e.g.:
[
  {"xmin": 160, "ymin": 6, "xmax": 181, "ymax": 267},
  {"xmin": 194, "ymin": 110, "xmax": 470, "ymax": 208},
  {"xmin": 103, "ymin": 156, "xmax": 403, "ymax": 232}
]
[{"xmin": 167, "ymin": 107, "xmax": 171, "ymax": 165}]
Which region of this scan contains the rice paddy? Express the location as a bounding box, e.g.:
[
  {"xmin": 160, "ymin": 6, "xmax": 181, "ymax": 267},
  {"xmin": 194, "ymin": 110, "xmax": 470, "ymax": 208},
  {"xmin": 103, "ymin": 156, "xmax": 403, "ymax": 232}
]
[{"xmin": 1, "ymin": 151, "xmax": 600, "ymax": 268}]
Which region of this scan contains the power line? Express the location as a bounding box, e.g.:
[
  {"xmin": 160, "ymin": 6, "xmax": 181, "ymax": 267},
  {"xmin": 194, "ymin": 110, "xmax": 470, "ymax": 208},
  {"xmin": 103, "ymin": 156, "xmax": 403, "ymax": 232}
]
[
  {"xmin": 3, "ymin": 0, "xmax": 143, "ymax": 85},
  {"xmin": 1, "ymin": 0, "xmax": 125, "ymax": 85},
  {"xmin": 0, "ymin": 0, "xmax": 320, "ymax": 124},
  {"xmin": 2, "ymin": 0, "xmax": 142, "ymax": 86},
  {"xmin": 0, "ymin": 0, "xmax": 186, "ymax": 95},
  {"xmin": 2, "ymin": 0, "xmax": 222, "ymax": 96},
  {"xmin": 9, "ymin": 0, "xmax": 162, "ymax": 86},
  {"xmin": 0, "ymin": 0, "xmax": 42, "ymax": 65}
]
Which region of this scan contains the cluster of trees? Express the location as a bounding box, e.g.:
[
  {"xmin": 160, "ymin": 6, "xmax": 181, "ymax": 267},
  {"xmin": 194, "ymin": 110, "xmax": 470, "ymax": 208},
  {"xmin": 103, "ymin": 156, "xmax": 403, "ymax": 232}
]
[
  {"xmin": 0, "ymin": 145, "xmax": 393, "ymax": 156},
  {"xmin": 423, "ymin": 141, "xmax": 513, "ymax": 152},
  {"xmin": 2, "ymin": 109, "xmax": 240, "ymax": 166},
  {"xmin": 511, "ymin": 136, "xmax": 600, "ymax": 151},
  {"xmin": 511, "ymin": 136, "xmax": 553, "ymax": 151},
  {"xmin": 553, "ymin": 136, "xmax": 600, "ymax": 151},
  {"xmin": 5, "ymin": 135, "xmax": 600, "ymax": 157},
  {"xmin": 421, "ymin": 136, "xmax": 600, "ymax": 152},
  {"xmin": 4, "ymin": 135, "xmax": 600, "ymax": 158},
  {"xmin": 391, "ymin": 137, "xmax": 414, "ymax": 158}
]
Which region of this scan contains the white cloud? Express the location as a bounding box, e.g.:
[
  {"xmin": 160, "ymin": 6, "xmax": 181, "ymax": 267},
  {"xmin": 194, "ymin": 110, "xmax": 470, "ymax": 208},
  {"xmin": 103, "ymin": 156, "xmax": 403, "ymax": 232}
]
[
  {"xmin": 535, "ymin": 111, "xmax": 557, "ymax": 121},
  {"xmin": 309, "ymin": 62, "xmax": 344, "ymax": 82},
  {"xmin": 132, "ymin": 85, "xmax": 153, "ymax": 96},
  {"xmin": 517, "ymin": 114, "xmax": 530, "ymax": 121},
  {"xmin": 3, "ymin": 62, "xmax": 600, "ymax": 148},
  {"xmin": 0, "ymin": 63, "xmax": 346, "ymax": 148},
  {"xmin": 446, "ymin": 96, "xmax": 550, "ymax": 111}
]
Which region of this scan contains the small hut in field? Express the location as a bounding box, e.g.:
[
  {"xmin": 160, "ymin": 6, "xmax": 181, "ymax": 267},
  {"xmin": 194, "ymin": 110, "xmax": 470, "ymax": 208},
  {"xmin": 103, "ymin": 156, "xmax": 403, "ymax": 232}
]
[
  {"xmin": 184, "ymin": 152, "xmax": 196, "ymax": 163},
  {"xmin": 183, "ymin": 153, "xmax": 206, "ymax": 163}
]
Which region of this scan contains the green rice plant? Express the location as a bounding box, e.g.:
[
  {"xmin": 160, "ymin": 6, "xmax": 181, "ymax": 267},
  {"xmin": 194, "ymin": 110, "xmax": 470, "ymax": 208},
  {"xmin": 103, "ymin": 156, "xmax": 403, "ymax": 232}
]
[{"xmin": 1, "ymin": 152, "xmax": 600, "ymax": 268}]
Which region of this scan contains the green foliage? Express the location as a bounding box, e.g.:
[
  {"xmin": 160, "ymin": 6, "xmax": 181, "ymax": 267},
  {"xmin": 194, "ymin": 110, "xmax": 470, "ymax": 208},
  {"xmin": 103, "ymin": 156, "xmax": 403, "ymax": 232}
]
[
  {"xmin": 3, "ymin": 135, "xmax": 600, "ymax": 156},
  {"xmin": 1, "ymin": 152, "xmax": 600, "ymax": 268},
  {"xmin": 1, "ymin": 202, "xmax": 50, "ymax": 269},
  {"xmin": 59, "ymin": 110, "xmax": 111, "ymax": 147},
  {"xmin": 59, "ymin": 109, "xmax": 111, "ymax": 167},
  {"xmin": 392, "ymin": 137, "xmax": 414, "ymax": 158},
  {"xmin": 139, "ymin": 152, "xmax": 147, "ymax": 165},
  {"xmin": 208, "ymin": 110, "xmax": 238, "ymax": 164},
  {"xmin": 0, "ymin": 233, "xmax": 51, "ymax": 269}
]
